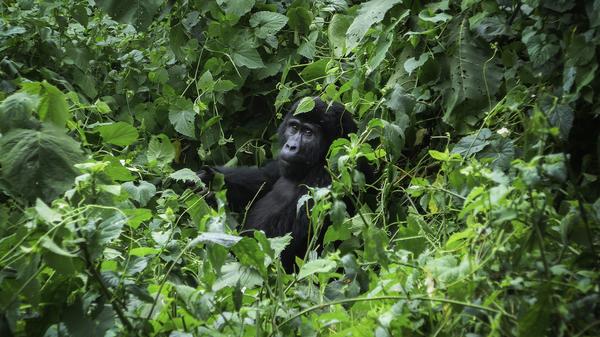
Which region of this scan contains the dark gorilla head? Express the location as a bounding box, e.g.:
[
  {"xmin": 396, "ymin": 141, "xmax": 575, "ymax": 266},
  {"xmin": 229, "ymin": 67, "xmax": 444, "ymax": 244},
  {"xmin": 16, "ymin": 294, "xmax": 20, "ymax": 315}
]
[{"xmin": 277, "ymin": 97, "xmax": 357, "ymax": 179}]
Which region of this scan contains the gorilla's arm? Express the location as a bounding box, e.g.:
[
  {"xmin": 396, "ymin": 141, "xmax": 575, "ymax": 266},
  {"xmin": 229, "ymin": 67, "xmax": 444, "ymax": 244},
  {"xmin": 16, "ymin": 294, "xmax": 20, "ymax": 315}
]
[{"xmin": 213, "ymin": 160, "xmax": 280, "ymax": 212}]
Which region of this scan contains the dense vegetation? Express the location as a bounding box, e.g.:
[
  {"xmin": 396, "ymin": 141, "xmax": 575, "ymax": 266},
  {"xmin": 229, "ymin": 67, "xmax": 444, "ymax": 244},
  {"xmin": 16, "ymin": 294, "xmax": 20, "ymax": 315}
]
[{"xmin": 1, "ymin": 0, "xmax": 599, "ymax": 336}]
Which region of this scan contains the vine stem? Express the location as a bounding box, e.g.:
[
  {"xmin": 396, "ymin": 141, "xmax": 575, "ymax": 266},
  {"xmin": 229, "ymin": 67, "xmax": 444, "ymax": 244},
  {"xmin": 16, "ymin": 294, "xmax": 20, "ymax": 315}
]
[{"xmin": 271, "ymin": 295, "xmax": 516, "ymax": 335}]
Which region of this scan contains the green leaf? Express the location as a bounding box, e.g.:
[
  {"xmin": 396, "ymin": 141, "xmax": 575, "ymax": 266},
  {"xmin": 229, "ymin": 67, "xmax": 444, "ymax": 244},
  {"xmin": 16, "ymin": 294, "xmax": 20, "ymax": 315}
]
[
  {"xmin": 232, "ymin": 237, "xmax": 267, "ymax": 275},
  {"xmin": 169, "ymin": 168, "xmax": 201, "ymax": 184},
  {"xmin": 214, "ymin": 80, "xmax": 236, "ymax": 92},
  {"xmin": 0, "ymin": 92, "xmax": 39, "ymax": 132},
  {"xmin": 96, "ymin": 0, "xmax": 162, "ymax": 31},
  {"xmin": 35, "ymin": 199, "xmax": 61, "ymax": 223},
  {"xmin": 188, "ymin": 232, "xmax": 242, "ymax": 248},
  {"xmin": 122, "ymin": 208, "xmax": 152, "ymax": 229},
  {"xmin": 130, "ymin": 247, "xmax": 160, "ymax": 257},
  {"xmin": 297, "ymin": 259, "xmax": 336, "ymax": 280},
  {"xmin": 425, "ymin": 255, "xmax": 470, "ymax": 284},
  {"xmin": 198, "ymin": 71, "xmax": 214, "ymax": 92},
  {"xmin": 363, "ymin": 226, "xmax": 389, "ymax": 268},
  {"xmin": 41, "ymin": 237, "xmax": 77, "ymax": 257},
  {"xmin": 404, "ymin": 54, "xmax": 430, "ymax": 75},
  {"xmin": 287, "ymin": 7, "xmax": 313, "ymax": 34},
  {"xmin": 0, "ymin": 125, "xmax": 83, "ymax": 202},
  {"xmin": 521, "ymin": 28, "xmax": 560, "ymax": 67},
  {"xmin": 63, "ymin": 300, "xmax": 115, "ymax": 337},
  {"xmin": 213, "ymin": 262, "xmax": 263, "ymax": 291},
  {"xmin": 451, "ymin": 128, "xmax": 492, "ymax": 157},
  {"xmin": 103, "ymin": 156, "xmax": 135, "ymax": 182},
  {"xmin": 250, "ymin": 11, "xmax": 288, "ymax": 39},
  {"xmin": 38, "ymin": 81, "xmax": 70, "ymax": 128},
  {"xmin": 300, "ymin": 59, "xmax": 329, "ymax": 81},
  {"xmin": 419, "ymin": 11, "xmax": 452, "ymax": 23},
  {"xmin": 346, "ymin": 0, "xmax": 402, "ymax": 52},
  {"xmin": 232, "ymin": 46, "xmax": 265, "ymax": 69},
  {"xmin": 216, "ymin": 0, "xmax": 255, "ymax": 18},
  {"xmin": 294, "ymin": 97, "xmax": 316, "ymax": 115},
  {"xmin": 93, "ymin": 213, "xmax": 127, "ymax": 247},
  {"xmin": 298, "ymin": 31, "xmax": 319, "ymax": 59},
  {"xmin": 518, "ymin": 288, "xmax": 551, "ymax": 337},
  {"xmin": 443, "ymin": 28, "xmax": 502, "ymax": 128},
  {"xmin": 268, "ymin": 235, "xmax": 292, "ymax": 258},
  {"xmin": 96, "ymin": 122, "xmax": 139, "ymax": 147},
  {"xmin": 367, "ymin": 31, "xmax": 394, "ymax": 74},
  {"xmin": 169, "ymin": 98, "xmax": 196, "ymax": 138},
  {"xmin": 328, "ymin": 14, "xmax": 353, "ymax": 57},
  {"xmin": 147, "ymin": 134, "xmax": 175, "ymax": 168},
  {"xmin": 122, "ymin": 181, "xmax": 156, "ymax": 206},
  {"xmin": 94, "ymin": 100, "xmax": 111, "ymax": 114},
  {"xmin": 546, "ymin": 104, "xmax": 574, "ymax": 140}
]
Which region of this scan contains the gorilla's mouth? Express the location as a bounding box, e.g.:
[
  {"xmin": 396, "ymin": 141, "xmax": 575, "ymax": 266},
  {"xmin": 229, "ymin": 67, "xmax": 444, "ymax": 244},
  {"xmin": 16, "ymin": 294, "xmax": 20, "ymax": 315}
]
[{"xmin": 279, "ymin": 156, "xmax": 312, "ymax": 167}]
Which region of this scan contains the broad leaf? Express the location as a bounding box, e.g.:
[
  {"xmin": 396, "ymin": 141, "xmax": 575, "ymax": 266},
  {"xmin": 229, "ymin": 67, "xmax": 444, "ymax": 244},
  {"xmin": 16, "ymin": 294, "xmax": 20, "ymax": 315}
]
[
  {"xmin": 328, "ymin": 14, "xmax": 353, "ymax": 57},
  {"xmin": 216, "ymin": 0, "xmax": 255, "ymax": 18},
  {"xmin": 297, "ymin": 259, "xmax": 336, "ymax": 280},
  {"xmin": 38, "ymin": 81, "xmax": 70, "ymax": 128},
  {"xmin": 122, "ymin": 181, "xmax": 156, "ymax": 206},
  {"xmin": 96, "ymin": 0, "xmax": 162, "ymax": 31},
  {"xmin": 0, "ymin": 92, "xmax": 39, "ymax": 132},
  {"xmin": 452, "ymin": 128, "xmax": 492, "ymax": 157},
  {"xmin": 346, "ymin": 0, "xmax": 402, "ymax": 52},
  {"xmin": 169, "ymin": 168, "xmax": 201, "ymax": 184},
  {"xmin": 0, "ymin": 126, "xmax": 83, "ymax": 202},
  {"xmin": 250, "ymin": 11, "xmax": 288, "ymax": 39},
  {"xmin": 294, "ymin": 97, "xmax": 316, "ymax": 115},
  {"xmin": 169, "ymin": 98, "xmax": 196, "ymax": 138},
  {"xmin": 213, "ymin": 262, "xmax": 263, "ymax": 291},
  {"xmin": 96, "ymin": 122, "xmax": 139, "ymax": 146},
  {"xmin": 147, "ymin": 134, "xmax": 175, "ymax": 168},
  {"xmin": 188, "ymin": 232, "xmax": 242, "ymax": 248}
]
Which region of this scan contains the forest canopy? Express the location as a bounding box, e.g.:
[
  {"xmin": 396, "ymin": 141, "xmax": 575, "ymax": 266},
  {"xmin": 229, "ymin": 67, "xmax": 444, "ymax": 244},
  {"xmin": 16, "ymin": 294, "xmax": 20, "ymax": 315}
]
[{"xmin": 0, "ymin": 0, "xmax": 599, "ymax": 336}]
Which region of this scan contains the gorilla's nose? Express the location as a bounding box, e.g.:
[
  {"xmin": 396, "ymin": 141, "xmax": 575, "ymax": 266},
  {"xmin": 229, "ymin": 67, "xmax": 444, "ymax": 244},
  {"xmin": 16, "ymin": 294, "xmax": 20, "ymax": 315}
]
[{"xmin": 285, "ymin": 143, "xmax": 298, "ymax": 152}]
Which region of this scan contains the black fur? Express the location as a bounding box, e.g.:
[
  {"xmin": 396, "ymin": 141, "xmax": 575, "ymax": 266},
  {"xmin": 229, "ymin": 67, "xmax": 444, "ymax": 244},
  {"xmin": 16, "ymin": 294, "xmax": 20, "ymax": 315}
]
[{"xmin": 204, "ymin": 97, "xmax": 357, "ymax": 272}]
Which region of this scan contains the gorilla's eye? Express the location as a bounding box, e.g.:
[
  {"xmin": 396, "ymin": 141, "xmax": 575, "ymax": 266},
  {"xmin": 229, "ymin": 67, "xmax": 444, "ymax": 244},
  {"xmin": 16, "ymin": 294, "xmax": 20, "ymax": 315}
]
[
  {"xmin": 289, "ymin": 123, "xmax": 299, "ymax": 132},
  {"xmin": 303, "ymin": 129, "xmax": 313, "ymax": 136}
]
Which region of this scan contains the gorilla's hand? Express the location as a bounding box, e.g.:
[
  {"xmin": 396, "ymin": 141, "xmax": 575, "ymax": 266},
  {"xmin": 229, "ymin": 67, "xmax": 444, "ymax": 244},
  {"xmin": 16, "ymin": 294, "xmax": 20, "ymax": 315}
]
[{"xmin": 197, "ymin": 166, "xmax": 216, "ymax": 184}]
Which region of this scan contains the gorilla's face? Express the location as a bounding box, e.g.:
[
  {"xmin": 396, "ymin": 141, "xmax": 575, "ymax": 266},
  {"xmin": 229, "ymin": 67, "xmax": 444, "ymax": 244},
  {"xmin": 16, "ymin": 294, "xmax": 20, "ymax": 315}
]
[{"xmin": 278, "ymin": 117, "xmax": 325, "ymax": 179}]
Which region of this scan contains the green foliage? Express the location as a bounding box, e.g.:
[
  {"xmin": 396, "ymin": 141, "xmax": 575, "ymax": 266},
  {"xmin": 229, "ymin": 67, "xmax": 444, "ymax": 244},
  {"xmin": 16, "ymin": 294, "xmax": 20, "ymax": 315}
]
[
  {"xmin": 0, "ymin": 125, "xmax": 84, "ymax": 201},
  {"xmin": 0, "ymin": 0, "xmax": 599, "ymax": 336}
]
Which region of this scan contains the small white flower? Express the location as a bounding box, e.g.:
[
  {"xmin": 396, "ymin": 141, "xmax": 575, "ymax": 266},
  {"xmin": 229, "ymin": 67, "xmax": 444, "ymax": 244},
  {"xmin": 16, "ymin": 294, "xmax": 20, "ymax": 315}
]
[{"xmin": 497, "ymin": 127, "xmax": 510, "ymax": 137}]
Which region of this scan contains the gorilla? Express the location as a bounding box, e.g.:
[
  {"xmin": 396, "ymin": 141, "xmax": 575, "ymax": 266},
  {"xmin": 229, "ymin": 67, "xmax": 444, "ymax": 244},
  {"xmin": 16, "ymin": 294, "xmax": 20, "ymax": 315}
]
[{"xmin": 200, "ymin": 97, "xmax": 357, "ymax": 272}]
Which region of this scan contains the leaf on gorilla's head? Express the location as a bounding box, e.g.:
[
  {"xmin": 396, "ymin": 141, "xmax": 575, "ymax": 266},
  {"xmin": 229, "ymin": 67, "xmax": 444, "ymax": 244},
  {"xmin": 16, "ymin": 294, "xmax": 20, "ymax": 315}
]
[
  {"xmin": 294, "ymin": 97, "xmax": 315, "ymax": 115},
  {"xmin": 0, "ymin": 125, "xmax": 84, "ymax": 202}
]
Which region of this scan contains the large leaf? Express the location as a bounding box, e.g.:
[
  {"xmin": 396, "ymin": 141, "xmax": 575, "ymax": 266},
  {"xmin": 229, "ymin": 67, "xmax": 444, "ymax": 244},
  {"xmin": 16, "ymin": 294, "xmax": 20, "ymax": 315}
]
[
  {"xmin": 0, "ymin": 125, "xmax": 83, "ymax": 202},
  {"xmin": 96, "ymin": 0, "xmax": 162, "ymax": 31},
  {"xmin": 0, "ymin": 92, "xmax": 39, "ymax": 132},
  {"xmin": 345, "ymin": 0, "xmax": 402, "ymax": 52},
  {"xmin": 147, "ymin": 134, "xmax": 175, "ymax": 168},
  {"xmin": 297, "ymin": 259, "xmax": 336, "ymax": 280},
  {"xmin": 231, "ymin": 38, "xmax": 265, "ymax": 70},
  {"xmin": 250, "ymin": 11, "xmax": 288, "ymax": 39},
  {"xmin": 37, "ymin": 81, "xmax": 70, "ymax": 128},
  {"xmin": 169, "ymin": 168, "xmax": 201, "ymax": 184},
  {"xmin": 443, "ymin": 25, "xmax": 502, "ymax": 130},
  {"xmin": 96, "ymin": 121, "xmax": 139, "ymax": 146},
  {"xmin": 328, "ymin": 14, "xmax": 353, "ymax": 57},
  {"xmin": 168, "ymin": 99, "xmax": 196, "ymax": 138},
  {"xmin": 451, "ymin": 128, "xmax": 493, "ymax": 157},
  {"xmin": 213, "ymin": 262, "xmax": 263, "ymax": 291},
  {"xmin": 122, "ymin": 181, "xmax": 156, "ymax": 206},
  {"xmin": 216, "ymin": 0, "xmax": 255, "ymax": 18}
]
